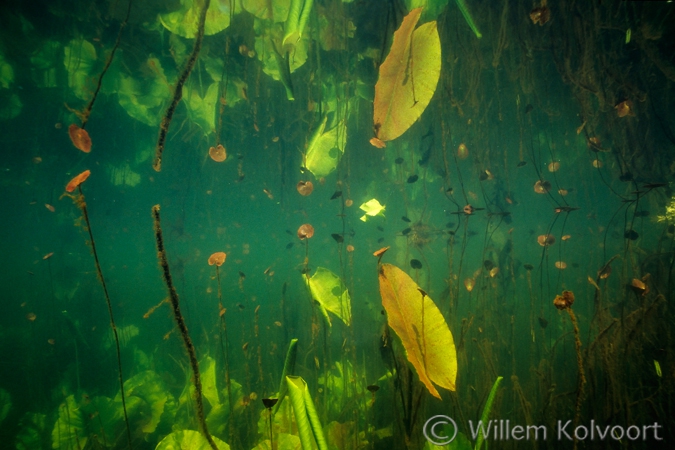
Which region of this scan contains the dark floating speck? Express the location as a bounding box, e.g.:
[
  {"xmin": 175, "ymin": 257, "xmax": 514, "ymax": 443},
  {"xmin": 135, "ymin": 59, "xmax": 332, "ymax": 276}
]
[
  {"xmin": 402, "ymin": 216, "xmax": 411, "ymax": 223},
  {"xmin": 478, "ymin": 172, "xmax": 488, "ymax": 181},
  {"xmin": 517, "ymin": 161, "xmax": 527, "ymax": 167},
  {"xmin": 330, "ymin": 190, "xmax": 342, "ymax": 200},
  {"xmin": 407, "ymin": 174, "xmax": 419, "ymax": 184},
  {"xmin": 483, "ymin": 260, "xmax": 495, "ymax": 271},
  {"xmin": 524, "ymin": 264, "xmax": 534, "ymax": 271},
  {"xmin": 402, "ymin": 227, "xmax": 412, "ymax": 235},
  {"xmin": 331, "ymin": 233, "xmax": 344, "ymax": 243},
  {"xmin": 634, "ymin": 210, "xmax": 650, "ymax": 217},
  {"xmin": 377, "ymin": 237, "xmax": 385, "ymax": 243},
  {"xmin": 624, "ymin": 230, "xmax": 639, "ymax": 240},
  {"xmin": 262, "ymin": 398, "xmax": 278, "ymax": 409},
  {"xmin": 525, "ymin": 104, "xmax": 533, "ymax": 114},
  {"xmin": 538, "ymin": 317, "xmax": 548, "ymax": 329},
  {"xmin": 395, "ymin": 157, "xmax": 404, "ymax": 165},
  {"xmin": 410, "ymin": 259, "xmax": 423, "ymax": 269},
  {"xmin": 286, "ymin": 242, "xmax": 294, "ymax": 249},
  {"xmin": 285, "ymin": 229, "xmax": 293, "ymax": 235},
  {"xmin": 239, "ymin": 271, "xmax": 246, "ymax": 279}
]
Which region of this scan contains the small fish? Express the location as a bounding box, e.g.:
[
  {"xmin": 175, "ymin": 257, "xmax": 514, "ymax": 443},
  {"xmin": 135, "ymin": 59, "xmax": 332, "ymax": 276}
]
[
  {"xmin": 410, "ymin": 259, "xmax": 422, "ymax": 269},
  {"xmin": 330, "ymin": 190, "xmax": 343, "ymax": 200},
  {"xmin": 300, "ymin": 267, "xmax": 312, "ymax": 274},
  {"xmin": 517, "ymin": 161, "xmax": 527, "ymax": 167},
  {"xmin": 395, "ymin": 157, "xmax": 404, "ymax": 165},
  {"xmin": 624, "ymin": 230, "xmax": 639, "ymax": 240},
  {"xmin": 538, "ymin": 317, "xmax": 548, "ymax": 329},
  {"xmin": 239, "ymin": 271, "xmax": 246, "ymax": 279},
  {"xmin": 402, "ymin": 228, "xmax": 412, "ymax": 235},
  {"xmin": 407, "ymin": 175, "xmax": 419, "ymax": 184},
  {"xmin": 525, "ymin": 104, "xmax": 533, "ymax": 114},
  {"xmin": 401, "ymin": 216, "xmax": 411, "ymax": 223},
  {"xmin": 634, "ymin": 210, "xmax": 650, "ymax": 218},
  {"xmin": 524, "ymin": 264, "xmax": 534, "ymax": 271},
  {"xmin": 237, "ymin": 303, "xmax": 245, "ymax": 310},
  {"xmin": 286, "ymin": 242, "xmax": 294, "ymax": 249},
  {"xmin": 377, "ymin": 226, "xmax": 384, "ymax": 232},
  {"xmin": 377, "ymin": 237, "xmax": 385, "ymax": 243},
  {"xmin": 331, "ymin": 233, "xmax": 344, "ymax": 243}
]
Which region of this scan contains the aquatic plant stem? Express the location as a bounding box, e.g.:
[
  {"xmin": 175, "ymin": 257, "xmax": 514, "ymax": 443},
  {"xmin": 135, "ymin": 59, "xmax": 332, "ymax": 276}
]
[
  {"xmin": 152, "ymin": 205, "xmax": 219, "ymax": 450},
  {"xmin": 215, "ymin": 265, "xmax": 234, "ymax": 443},
  {"xmin": 72, "ymin": 187, "xmax": 132, "ymax": 450},
  {"xmin": 153, "ymin": 0, "xmax": 210, "ymax": 171},
  {"xmin": 80, "ymin": 0, "xmax": 133, "ymax": 128},
  {"xmin": 567, "ymin": 307, "xmax": 585, "ymax": 450}
]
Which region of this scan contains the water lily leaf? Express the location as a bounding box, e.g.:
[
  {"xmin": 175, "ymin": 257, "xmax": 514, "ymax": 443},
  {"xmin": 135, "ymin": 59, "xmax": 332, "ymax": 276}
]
[
  {"xmin": 120, "ymin": 370, "xmax": 176, "ymax": 434},
  {"xmin": 378, "ymin": 263, "xmax": 457, "ymax": 398},
  {"xmin": 51, "ymin": 395, "xmax": 87, "ymax": 450},
  {"xmin": 282, "ymin": 0, "xmax": 313, "ymax": 52},
  {"xmin": 15, "ymin": 413, "xmax": 47, "ymax": 450},
  {"xmin": 182, "ymin": 82, "xmax": 219, "ymax": 134},
  {"xmin": 373, "ymin": 8, "xmax": 441, "ymax": 144},
  {"xmin": 198, "ymin": 356, "xmax": 220, "ymax": 408},
  {"xmin": 30, "ymin": 40, "xmax": 61, "ymax": 88},
  {"xmin": 304, "ymin": 117, "xmax": 347, "ymax": 178},
  {"xmin": 252, "ymin": 433, "xmax": 302, "ymax": 450},
  {"xmin": 243, "ymin": 0, "xmax": 291, "ymax": 22},
  {"xmin": 0, "ymin": 51, "xmax": 15, "ymax": 89},
  {"xmin": 159, "ymin": 0, "xmax": 232, "ymax": 38},
  {"xmin": 155, "ymin": 429, "xmax": 230, "ymax": 450},
  {"xmin": 86, "ymin": 395, "xmax": 146, "ymax": 446},
  {"xmin": 63, "ymin": 39, "xmax": 97, "ymax": 100},
  {"xmin": 306, "ymin": 267, "xmax": 352, "ymax": 326}
]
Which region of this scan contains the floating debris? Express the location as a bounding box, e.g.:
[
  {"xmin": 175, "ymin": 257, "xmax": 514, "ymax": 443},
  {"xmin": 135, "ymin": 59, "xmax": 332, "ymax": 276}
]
[
  {"xmin": 524, "ymin": 264, "xmax": 534, "ymax": 271},
  {"xmin": 534, "ymin": 180, "xmax": 551, "ymax": 194},
  {"xmin": 297, "ymin": 181, "xmax": 314, "ymax": 196},
  {"xmin": 209, "ymin": 144, "xmax": 227, "ymax": 162},
  {"xmin": 464, "ymin": 278, "xmax": 475, "ymax": 292},
  {"xmin": 457, "ymin": 143, "xmax": 468, "ymax": 160},
  {"xmin": 208, "ymin": 252, "xmax": 226, "ymax": 266},
  {"xmin": 537, "ymin": 234, "xmax": 555, "ymax": 246},
  {"xmin": 555, "ymin": 261, "xmax": 567, "ymax": 269},
  {"xmin": 297, "ymin": 224, "xmax": 315, "ymax": 240}
]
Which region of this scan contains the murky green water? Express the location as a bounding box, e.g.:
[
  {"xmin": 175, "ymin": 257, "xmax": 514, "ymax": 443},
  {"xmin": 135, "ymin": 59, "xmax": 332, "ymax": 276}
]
[{"xmin": 0, "ymin": 0, "xmax": 674, "ymax": 449}]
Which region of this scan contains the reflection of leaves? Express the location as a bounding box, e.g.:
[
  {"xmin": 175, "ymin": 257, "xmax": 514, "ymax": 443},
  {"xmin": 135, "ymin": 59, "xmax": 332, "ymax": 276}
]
[
  {"xmin": 159, "ymin": 0, "xmax": 232, "ymax": 38},
  {"xmin": 117, "ymin": 57, "xmax": 171, "ymax": 126},
  {"xmin": 373, "ymin": 8, "xmax": 441, "ymax": 143},
  {"xmin": 378, "ymin": 263, "xmax": 457, "ymax": 399},
  {"xmin": 305, "ymin": 117, "xmax": 348, "ymax": 178},
  {"xmin": 63, "ymin": 39, "xmax": 97, "ymax": 100},
  {"xmin": 243, "ymin": 0, "xmax": 291, "ymax": 22},
  {"xmin": 254, "ymin": 19, "xmax": 308, "ymax": 81},
  {"xmin": 306, "ymin": 267, "xmax": 351, "ymax": 326},
  {"xmin": 183, "ymin": 82, "xmax": 219, "ymax": 134},
  {"xmin": 156, "ymin": 429, "xmax": 230, "ymax": 450}
]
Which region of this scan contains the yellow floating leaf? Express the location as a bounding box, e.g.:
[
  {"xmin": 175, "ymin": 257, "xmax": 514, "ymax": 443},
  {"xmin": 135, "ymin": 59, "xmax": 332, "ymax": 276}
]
[
  {"xmin": 306, "ymin": 267, "xmax": 352, "ymax": 326},
  {"xmin": 359, "ymin": 199, "xmax": 385, "ymax": 218},
  {"xmin": 373, "ymin": 8, "xmax": 441, "ymax": 143},
  {"xmin": 378, "ymin": 264, "xmax": 457, "ymax": 398}
]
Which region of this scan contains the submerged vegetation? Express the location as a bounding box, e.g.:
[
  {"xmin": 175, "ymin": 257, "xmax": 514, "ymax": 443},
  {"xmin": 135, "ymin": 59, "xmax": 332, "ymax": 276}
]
[{"xmin": 1, "ymin": 0, "xmax": 674, "ymax": 449}]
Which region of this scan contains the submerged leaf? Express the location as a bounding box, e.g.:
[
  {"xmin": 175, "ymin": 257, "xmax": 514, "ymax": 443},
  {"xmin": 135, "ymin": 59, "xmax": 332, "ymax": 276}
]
[
  {"xmin": 378, "ymin": 263, "xmax": 457, "ymax": 398},
  {"xmin": 64, "ymin": 39, "xmax": 97, "ymax": 100},
  {"xmin": 373, "ymin": 8, "xmax": 441, "ymax": 143},
  {"xmin": 305, "ymin": 117, "xmax": 348, "ymax": 178},
  {"xmin": 306, "ymin": 267, "xmax": 352, "ymax": 326},
  {"xmin": 156, "ymin": 429, "xmax": 230, "ymax": 450},
  {"xmin": 183, "ymin": 82, "xmax": 219, "ymax": 134}
]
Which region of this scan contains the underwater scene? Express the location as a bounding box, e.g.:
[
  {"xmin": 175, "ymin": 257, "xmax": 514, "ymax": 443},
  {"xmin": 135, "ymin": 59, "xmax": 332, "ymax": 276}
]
[{"xmin": 1, "ymin": 0, "xmax": 674, "ymax": 449}]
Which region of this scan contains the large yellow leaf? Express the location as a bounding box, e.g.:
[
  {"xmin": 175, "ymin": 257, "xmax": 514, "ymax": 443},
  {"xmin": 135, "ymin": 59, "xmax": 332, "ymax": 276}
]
[
  {"xmin": 373, "ymin": 8, "xmax": 441, "ymax": 143},
  {"xmin": 378, "ymin": 263, "xmax": 457, "ymax": 398}
]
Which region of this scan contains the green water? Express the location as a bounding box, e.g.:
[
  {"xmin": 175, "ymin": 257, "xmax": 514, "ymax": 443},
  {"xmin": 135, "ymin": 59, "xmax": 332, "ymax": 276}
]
[{"xmin": 0, "ymin": 0, "xmax": 674, "ymax": 449}]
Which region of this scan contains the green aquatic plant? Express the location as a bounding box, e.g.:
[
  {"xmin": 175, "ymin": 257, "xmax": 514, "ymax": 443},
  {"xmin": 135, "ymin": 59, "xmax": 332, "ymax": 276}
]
[
  {"xmin": 286, "ymin": 376, "xmax": 328, "ymax": 450},
  {"xmin": 656, "ymin": 195, "xmax": 675, "ymax": 223},
  {"xmin": 272, "ymin": 338, "xmax": 299, "ymax": 415},
  {"xmin": 304, "ymin": 117, "xmax": 348, "ymax": 179},
  {"xmin": 15, "ymin": 413, "xmax": 47, "ymax": 450},
  {"xmin": 282, "ymin": 0, "xmax": 313, "ymax": 51},
  {"xmin": 122, "ymin": 370, "xmax": 176, "ymax": 435},
  {"xmin": 455, "ymin": 0, "xmax": 481, "ymax": 38},
  {"xmin": 156, "ymin": 429, "xmax": 230, "ymax": 450},
  {"xmin": 152, "ymin": 204, "xmax": 219, "ymax": 450},
  {"xmin": 474, "ymin": 376, "xmax": 503, "ymax": 450}
]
